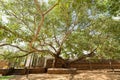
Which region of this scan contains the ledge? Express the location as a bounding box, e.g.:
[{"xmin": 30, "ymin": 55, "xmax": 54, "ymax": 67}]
[{"xmin": 47, "ymin": 68, "xmax": 76, "ymax": 74}]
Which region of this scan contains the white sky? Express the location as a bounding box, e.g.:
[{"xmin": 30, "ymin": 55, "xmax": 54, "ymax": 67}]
[
  {"xmin": 44, "ymin": 0, "xmax": 48, "ymax": 2},
  {"xmin": 112, "ymin": 16, "xmax": 120, "ymax": 21},
  {"xmin": 2, "ymin": 15, "xmax": 8, "ymax": 23}
]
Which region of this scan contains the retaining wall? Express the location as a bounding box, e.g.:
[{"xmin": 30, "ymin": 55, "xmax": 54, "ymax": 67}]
[{"xmin": 46, "ymin": 59, "xmax": 120, "ymax": 70}]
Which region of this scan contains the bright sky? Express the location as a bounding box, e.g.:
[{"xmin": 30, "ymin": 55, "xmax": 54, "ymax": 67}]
[
  {"xmin": 44, "ymin": 0, "xmax": 48, "ymax": 2},
  {"xmin": 112, "ymin": 16, "xmax": 120, "ymax": 21},
  {"xmin": 2, "ymin": 15, "xmax": 8, "ymax": 23}
]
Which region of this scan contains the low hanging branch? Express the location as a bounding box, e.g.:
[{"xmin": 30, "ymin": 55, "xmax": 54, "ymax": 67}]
[
  {"xmin": 0, "ymin": 43, "xmax": 55, "ymax": 59},
  {"xmin": 0, "ymin": 52, "xmax": 32, "ymax": 60},
  {"xmin": 0, "ymin": 43, "xmax": 30, "ymax": 53},
  {"xmin": 7, "ymin": 52, "xmax": 33, "ymax": 59},
  {"xmin": 70, "ymin": 47, "xmax": 98, "ymax": 63},
  {"xmin": 0, "ymin": 43, "xmax": 35, "ymax": 59},
  {"xmin": 30, "ymin": 47, "xmax": 63, "ymax": 61}
]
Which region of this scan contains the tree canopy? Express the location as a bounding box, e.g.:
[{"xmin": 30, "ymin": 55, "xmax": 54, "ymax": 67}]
[{"xmin": 0, "ymin": 0, "xmax": 120, "ymax": 67}]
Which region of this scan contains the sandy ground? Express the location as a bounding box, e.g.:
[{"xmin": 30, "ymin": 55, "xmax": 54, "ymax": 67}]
[{"xmin": 9, "ymin": 70, "xmax": 120, "ymax": 80}]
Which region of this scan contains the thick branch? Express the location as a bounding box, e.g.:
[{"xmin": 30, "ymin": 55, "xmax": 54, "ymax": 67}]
[
  {"xmin": 54, "ymin": 35, "xmax": 60, "ymax": 46},
  {"xmin": 34, "ymin": 0, "xmax": 43, "ymax": 16},
  {"xmin": 0, "ymin": 43, "xmax": 56, "ymax": 59},
  {"xmin": 43, "ymin": 42, "xmax": 57, "ymax": 52},
  {"xmin": 35, "ymin": 41, "xmax": 57, "ymax": 53},
  {"xmin": 29, "ymin": 16, "xmax": 44, "ymax": 49},
  {"xmin": 30, "ymin": 47, "xmax": 57, "ymax": 57},
  {"xmin": 0, "ymin": 51, "xmax": 34, "ymax": 59},
  {"xmin": 8, "ymin": 53, "xmax": 32, "ymax": 59},
  {"xmin": 56, "ymin": 28, "xmax": 74, "ymax": 56},
  {"xmin": 59, "ymin": 20, "xmax": 76, "ymax": 48},
  {"xmin": 56, "ymin": 17, "xmax": 80, "ymax": 56},
  {"xmin": 56, "ymin": 47, "xmax": 61, "ymax": 56},
  {"xmin": 30, "ymin": 0, "xmax": 59, "ymax": 49},
  {"xmin": 70, "ymin": 47, "xmax": 97, "ymax": 63},
  {"xmin": 0, "ymin": 43, "xmax": 30, "ymax": 53},
  {"xmin": 0, "ymin": 43, "xmax": 57, "ymax": 59},
  {"xmin": 30, "ymin": 0, "xmax": 45, "ymax": 49}
]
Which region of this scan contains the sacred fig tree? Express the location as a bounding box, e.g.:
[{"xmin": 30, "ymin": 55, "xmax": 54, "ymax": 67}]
[{"xmin": 0, "ymin": 0, "xmax": 120, "ymax": 68}]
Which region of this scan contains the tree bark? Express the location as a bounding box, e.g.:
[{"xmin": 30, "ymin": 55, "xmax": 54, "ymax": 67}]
[
  {"xmin": 52, "ymin": 57, "xmax": 58, "ymax": 68},
  {"xmin": 61, "ymin": 61, "xmax": 70, "ymax": 68}
]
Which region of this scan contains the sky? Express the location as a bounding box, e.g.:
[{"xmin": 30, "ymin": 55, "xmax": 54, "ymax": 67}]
[
  {"xmin": 112, "ymin": 16, "xmax": 120, "ymax": 21},
  {"xmin": 44, "ymin": 0, "xmax": 48, "ymax": 2}
]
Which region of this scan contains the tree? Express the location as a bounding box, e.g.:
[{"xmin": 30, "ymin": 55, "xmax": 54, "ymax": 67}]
[{"xmin": 0, "ymin": 0, "xmax": 120, "ymax": 68}]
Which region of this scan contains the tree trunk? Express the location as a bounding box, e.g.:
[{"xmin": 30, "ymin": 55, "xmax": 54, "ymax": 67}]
[
  {"xmin": 24, "ymin": 56, "xmax": 28, "ymax": 67},
  {"xmin": 52, "ymin": 57, "xmax": 58, "ymax": 68},
  {"xmin": 62, "ymin": 61, "xmax": 70, "ymax": 68}
]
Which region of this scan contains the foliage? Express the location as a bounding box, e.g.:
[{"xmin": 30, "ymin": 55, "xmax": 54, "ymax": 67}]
[
  {"xmin": 0, "ymin": 76, "xmax": 14, "ymax": 80},
  {"xmin": 0, "ymin": 0, "xmax": 120, "ymax": 67}
]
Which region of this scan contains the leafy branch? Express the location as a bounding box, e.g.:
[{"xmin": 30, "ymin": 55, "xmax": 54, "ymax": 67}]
[{"xmin": 30, "ymin": 0, "xmax": 59, "ymax": 50}]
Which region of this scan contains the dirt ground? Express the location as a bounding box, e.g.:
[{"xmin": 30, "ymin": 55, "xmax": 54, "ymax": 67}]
[{"xmin": 10, "ymin": 70, "xmax": 120, "ymax": 80}]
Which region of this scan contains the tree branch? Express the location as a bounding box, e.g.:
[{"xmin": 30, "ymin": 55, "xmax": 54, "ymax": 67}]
[
  {"xmin": 42, "ymin": 42, "xmax": 57, "ymax": 52},
  {"xmin": 0, "ymin": 43, "xmax": 29, "ymax": 53},
  {"xmin": 0, "ymin": 1, "xmax": 33, "ymax": 33},
  {"xmin": 0, "ymin": 25, "xmax": 16, "ymax": 36},
  {"xmin": 35, "ymin": 41, "xmax": 57, "ymax": 53},
  {"xmin": 70, "ymin": 47, "xmax": 97, "ymax": 63},
  {"xmin": 29, "ymin": 16, "xmax": 44, "ymax": 49},
  {"xmin": 43, "ymin": 1, "xmax": 59, "ymax": 15},
  {"xmin": 8, "ymin": 53, "xmax": 32, "ymax": 59},
  {"xmin": 56, "ymin": 27, "xmax": 74, "ymax": 56},
  {"xmin": 52, "ymin": 25, "xmax": 60, "ymax": 46},
  {"xmin": 0, "ymin": 25, "xmax": 31, "ymax": 42},
  {"xmin": 30, "ymin": 0, "xmax": 45, "ymax": 49},
  {"xmin": 30, "ymin": 47, "xmax": 57, "ymax": 57},
  {"xmin": 34, "ymin": 0, "xmax": 43, "ymax": 16},
  {"xmin": 30, "ymin": 0, "xmax": 59, "ymax": 50}
]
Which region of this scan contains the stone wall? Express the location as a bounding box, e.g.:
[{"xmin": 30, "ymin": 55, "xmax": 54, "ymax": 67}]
[
  {"xmin": 46, "ymin": 59, "xmax": 120, "ymax": 69},
  {"xmin": 0, "ymin": 60, "xmax": 8, "ymax": 69}
]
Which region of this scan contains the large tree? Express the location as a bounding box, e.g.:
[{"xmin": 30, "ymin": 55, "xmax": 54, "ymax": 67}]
[{"xmin": 0, "ymin": 0, "xmax": 120, "ymax": 67}]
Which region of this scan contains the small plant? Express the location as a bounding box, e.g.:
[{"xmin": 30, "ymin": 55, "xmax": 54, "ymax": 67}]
[{"xmin": 0, "ymin": 76, "xmax": 14, "ymax": 80}]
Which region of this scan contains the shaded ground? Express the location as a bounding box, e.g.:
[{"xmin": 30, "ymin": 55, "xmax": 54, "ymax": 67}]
[{"xmin": 8, "ymin": 70, "xmax": 120, "ymax": 80}]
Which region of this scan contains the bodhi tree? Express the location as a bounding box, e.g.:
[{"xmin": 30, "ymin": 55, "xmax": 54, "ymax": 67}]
[{"xmin": 0, "ymin": 0, "xmax": 120, "ymax": 68}]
